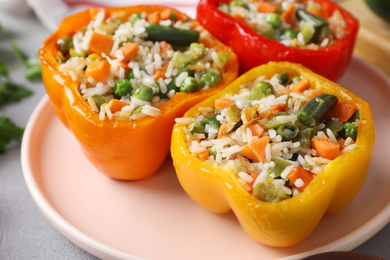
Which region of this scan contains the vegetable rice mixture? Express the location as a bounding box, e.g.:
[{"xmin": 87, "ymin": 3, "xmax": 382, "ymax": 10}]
[
  {"xmin": 179, "ymin": 72, "xmax": 359, "ymax": 202},
  {"xmin": 218, "ymin": 0, "xmax": 346, "ymax": 49},
  {"xmin": 56, "ymin": 9, "xmax": 230, "ymax": 120}
]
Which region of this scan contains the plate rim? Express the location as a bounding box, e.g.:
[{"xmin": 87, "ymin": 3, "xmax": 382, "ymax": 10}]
[{"xmin": 21, "ymin": 57, "xmax": 390, "ymax": 260}]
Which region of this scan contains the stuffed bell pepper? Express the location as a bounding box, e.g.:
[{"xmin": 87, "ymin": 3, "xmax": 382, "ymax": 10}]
[
  {"xmin": 197, "ymin": 0, "xmax": 359, "ymax": 81},
  {"xmin": 39, "ymin": 6, "xmax": 238, "ymax": 180},
  {"xmin": 171, "ymin": 62, "xmax": 374, "ymax": 247}
]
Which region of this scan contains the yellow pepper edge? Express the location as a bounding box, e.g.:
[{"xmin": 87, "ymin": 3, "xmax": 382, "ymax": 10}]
[{"xmin": 170, "ymin": 61, "xmax": 375, "ymax": 247}]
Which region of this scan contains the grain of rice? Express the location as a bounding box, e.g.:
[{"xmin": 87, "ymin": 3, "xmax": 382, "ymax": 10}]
[
  {"xmin": 175, "ymin": 71, "xmax": 188, "ymax": 87},
  {"xmin": 131, "ymin": 96, "xmax": 150, "ymax": 106},
  {"xmin": 167, "ymin": 89, "xmax": 175, "ymax": 99},
  {"xmin": 344, "ymin": 137, "xmax": 353, "ymax": 146},
  {"xmin": 294, "ymin": 178, "xmax": 304, "ymax": 188},
  {"xmin": 87, "ymin": 96, "xmax": 99, "ymax": 112},
  {"xmin": 341, "ymin": 144, "xmax": 356, "ymax": 153},
  {"xmin": 175, "ymin": 118, "xmax": 195, "ymax": 125},
  {"xmin": 68, "ymin": 70, "xmax": 78, "ymax": 82},
  {"xmin": 326, "ymin": 128, "xmax": 338, "ymax": 144}
]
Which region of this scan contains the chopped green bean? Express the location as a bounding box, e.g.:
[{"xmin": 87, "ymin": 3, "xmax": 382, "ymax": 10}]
[
  {"xmin": 297, "ymin": 94, "xmax": 338, "ymax": 128},
  {"xmin": 145, "ymin": 24, "xmax": 199, "ymax": 46},
  {"xmin": 276, "ymin": 124, "xmax": 300, "ymax": 141}
]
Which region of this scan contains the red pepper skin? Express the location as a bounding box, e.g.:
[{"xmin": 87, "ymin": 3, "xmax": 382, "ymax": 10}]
[{"xmin": 196, "ymin": 0, "xmax": 359, "ymax": 81}]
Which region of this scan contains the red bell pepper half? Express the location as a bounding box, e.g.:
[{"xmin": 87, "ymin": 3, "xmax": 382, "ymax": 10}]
[{"xmin": 196, "ymin": 0, "xmax": 359, "ymax": 81}]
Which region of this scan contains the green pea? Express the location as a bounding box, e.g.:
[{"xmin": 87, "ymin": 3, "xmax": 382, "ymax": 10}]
[
  {"xmin": 276, "ymin": 124, "xmax": 300, "ymax": 141},
  {"xmin": 132, "ymin": 84, "xmax": 154, "ymax": 102},
  {"xmin": 266, "ymin": 13, "xmax": 282, "ymax": 28},
  {"xmin": 200, "ymin": 71, "xmax": 221, "ymax": 87},
  {"xmin": 180, "ymin": 76, "xmax": 199, "ymax": 93},
  {"xmin": 229, "ymin": 0, "xmax": 249, "ymax": 10},
  {"xmin": 127, "ymin": 67, "xmax": 145, "ymax": 79},
  {"xmin": 282, "ymin": 28, "xmax": 298, "ymax": 39},
  {"xmin": 113, "ymin": 79, "xmax": 132, "ymax": 98},
  {"xmin": 129, "ymin": 13, "xmax": 142, "ymax": 25},
  {"xmin": 277, "ymin": 71, "xmax": 289, "ymax": 85},
  {"xmin": 339, "ymin": 122, "xmax": 358, "ymax": 141},
  {"xmin": 56, "ymin": 36, "xmax": 73, "ymax": 55},
  {"xmin": 250, "ymin": 81, "xmax": 274, "ymax": 100}
]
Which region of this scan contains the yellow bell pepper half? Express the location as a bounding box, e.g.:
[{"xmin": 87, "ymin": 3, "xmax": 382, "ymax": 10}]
[{"xmin": 171, "ymin": 62, "xmax": 374, "ymax": 247}]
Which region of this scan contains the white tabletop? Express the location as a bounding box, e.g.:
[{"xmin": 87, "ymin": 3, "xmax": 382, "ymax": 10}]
[{"xmin": 0, "ymin": 7, "xmax": 389, "ymax": 260}]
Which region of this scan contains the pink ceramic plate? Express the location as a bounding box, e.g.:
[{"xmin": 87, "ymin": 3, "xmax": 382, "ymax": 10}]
[{"xmin": 21, "ymin": 57, "xmax": 390, "ymax": 260}]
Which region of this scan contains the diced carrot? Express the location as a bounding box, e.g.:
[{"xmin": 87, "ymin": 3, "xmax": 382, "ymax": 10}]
[
  {"xmin": 251, "ymin": 104, "xmax": 260, "ymax": 113},
  {"xmin": 197, "ymin": 150, "xmax": 210, "ymax": 161},
  {"xmin": 311, "ymin": 137, "xmax": 340, "ymax": 160},
  {"xmin": 271, "ymin": 103, "xmax": 287, "ymax": 112},
  {"xmin": 215, "ymin": 99, "xmax": 235, "ymax": 109},
  {"xmin": 308, "ymin": 6, "xmax": 325, "ymax": 19},
  {"xmin": 241, "ymin": 136, "xmax": 270, "ymax": 162},
  {"xmin": 242, "ymin": 107, "xmax": 253, "ymax": 121},
  {"xmin": 153, "ymin": 69, "xmax": 166, "ymax": 81},
  {"xmin": 159, "ymin": 41, "xmax": 173, "ymax": 55},
  {"xmin": 337, "ymin": 137, "xmax": 346, "ymax": 150},
  {"xmin": 288, "ymin": 166, "xmax": 315, "ymax": 192},
  {"xmin": 325, "ymin": 101, "xmax": 358, "ymax": 122},
  {"xmin": 218, "ymin": 122, "xmax": 228, "ymax": 139},
  {"xmin": 249, "ymin": 173, "xmax": 259, "ymax": 194},
  {"xmin": 305, "ymin": 89, "xmax": 326, "ymax": 100},
  {"xmin": 280, "ymin": 4, "xmax": 295, "ymax": 25},
  {"xmin": 108, "ymin": 99, "xmax": 129, "ymax": 113},
  {"xmin": 160, "ymin": 9, "xmax": 173, "ymax": 20},
  {"xmin": 291, "ymin": 78, "xmax": 311, "ymax": 93},
  {"xmin": 85, "ymin": 58, "xmax": 111, "ymax": 82},
  {"xmin": 257, "ymin": 2, "xmax": 279, "ymax": 13},
  {"xmin": 187, "ymin": 64, "xmax": 205, "ymax": 71},
  {"xmin": 147, "ymin": 11, "xmax": 160, "ymax": 24},
  {"xmin": 116, "ymin": 42, "xmax": 139, "ymax": 62},
  {"xmin": 249, "ymin": 122, "xmax": 264, "ymax": 138},
  {"xmin": 88, "ymin": 32, "xmax": 115, "ymax": 56}
]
